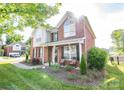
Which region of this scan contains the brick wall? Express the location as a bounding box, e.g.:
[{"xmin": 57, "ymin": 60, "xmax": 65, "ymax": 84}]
[
  {"xmin": 4, "ymin": 46, "xmax": 13, "ymax": 56},
  {"xmin": 44, "ymin": 47, "xmax": 48, "ymax": 62},
  {"xmin": 30, "ymin": 16, "xmax": 95, "ymax": 63},
  {"xmin": 85, "ymin": 23, "xmax": 95, "ymax": 51},
  {"xmin": 58, "ymin": 18, "xmax": 85, "ymax": 41}
]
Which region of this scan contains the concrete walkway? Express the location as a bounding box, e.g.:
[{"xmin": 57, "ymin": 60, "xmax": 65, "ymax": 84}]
[
  {"xmin": 12, "ymin": 62, "xmax": 45, "ymax": 69},
  {"xmin": 11, "ymin": 59, "xmax": 49, "ymax": 69}
]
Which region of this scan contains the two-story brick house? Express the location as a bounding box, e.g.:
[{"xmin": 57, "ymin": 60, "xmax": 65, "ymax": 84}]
[{"xmin": 30, "ymin": 11, "xmax": 96, "ymax": 65}]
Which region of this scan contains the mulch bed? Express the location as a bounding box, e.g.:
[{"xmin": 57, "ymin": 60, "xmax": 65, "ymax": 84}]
[
  {"xmin": 40, "ymin": 66, "xmax": 106, "ymax": 86},
  {"xmin": 19, "ymin": 61, "xmax": 106, "ymax": 86}
]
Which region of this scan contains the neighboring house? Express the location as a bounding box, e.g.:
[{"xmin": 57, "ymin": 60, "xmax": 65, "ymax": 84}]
[
  {"xmin": 30, "ymin": 11, "xmax": 96, "ymax": 65},
  {"xmin": 4, "ymin": 42, "xmax": 26, "ymax": 56},
  {"xmin": 0, "ymin": 40, "xmax": 4, "ymax": 56}
]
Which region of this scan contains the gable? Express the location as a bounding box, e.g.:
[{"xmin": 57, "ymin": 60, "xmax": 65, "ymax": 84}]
[
  {"xmin": 12, "ymin": 44, "xmax": 21, "ymax": 51},
  {"xmin": 56, "ymin": 11, "xmax": 96, "ymax": 39},
  {"xmin": 56, "ymin": 11, "xmax": 75, "ymax": 28}
]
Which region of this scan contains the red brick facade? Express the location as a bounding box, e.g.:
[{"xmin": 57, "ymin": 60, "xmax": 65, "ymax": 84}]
[
  {"xmin": 4, "ymin": 43, "xmax": 26, "ymax": 56},
  {"xmin": 4, "ymin": 46, "xmax": 13, "ymax": 56},
  {"xmin": 30, "ymin": 11, "xmax": 95, "ymax": 65}
]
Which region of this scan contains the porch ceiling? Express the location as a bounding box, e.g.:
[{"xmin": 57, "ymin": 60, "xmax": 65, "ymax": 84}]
[{"xmin": 42, "ymin": 37, "xmax": 85, "ymax": 46}]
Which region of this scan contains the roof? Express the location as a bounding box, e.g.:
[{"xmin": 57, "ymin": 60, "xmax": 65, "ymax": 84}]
[
  {"xmin": 83, "ymin": 16, "xmax": 96, "ymax": 38},
  {"xmin": 32, "ymin": 11, "xmax": 96, "ymax": 38},
  {"xmin": 6, "ymin": 42, "xmax": 26, "ymax": 47},
  {"xmin": 56, "ymin": 11, "xmax": 96, "ymax": 38},
  {"xmin": 56, "ymin": 11, "xmax": 75, "ymax": 28}
]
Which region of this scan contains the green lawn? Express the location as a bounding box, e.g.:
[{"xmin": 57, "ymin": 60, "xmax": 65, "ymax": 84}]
[
  {"xmin": 0, "ymin": 61, "xmax": 124, "ymax": 89},
  {"xmin": 0, "ymin": 64, "xmax": 87, "ymax": 90}
]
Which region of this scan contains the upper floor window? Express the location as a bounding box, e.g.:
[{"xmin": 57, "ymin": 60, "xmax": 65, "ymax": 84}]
[
  {"xmin": 35, "ymin": 31, "xmax": 42, "ymax": 42},
  {"xmin": 64, "ymin": 17, "xmax": 76, "ymax": 38},
  {"xmin": 53, "ymin": 32, "xmax": 58, "ymax": 42},
  {"xmin": 51, "ymin": 32, "xmax": 58, "ymax": 42}
]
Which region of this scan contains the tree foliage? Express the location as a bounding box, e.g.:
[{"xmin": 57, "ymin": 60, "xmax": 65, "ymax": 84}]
[
  {"xmin": 0, "ymin": 3, "xmax": 61, "ymax": 35},
  {"xmin": 87, "ymin": 47, "xmax": 108, "ymax": 70},
  {"xmin": 6, "ymin": 33, "xmax": 24, "ymax": 44},
  {"xmin": 111, "ymin": 29, "xmax": 124, "ymax": 54},
  {"xmin": 80, "ymin": 54, "xmax": 87, "ymax": 74},
  {"xmin": 25, "ymin": 37, "xmax": 31, "ymax": 46}
]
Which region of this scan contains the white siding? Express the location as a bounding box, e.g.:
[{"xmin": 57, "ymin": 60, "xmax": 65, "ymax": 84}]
[{"xmin": 33, "ymin": 28, "xmax": 47, "ymax": 47}]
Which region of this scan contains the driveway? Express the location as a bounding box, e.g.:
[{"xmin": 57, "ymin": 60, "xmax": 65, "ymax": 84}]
[
  {"xmin": 0, "ymin": 57, "xmax": 44, "ymax": 69},
  {"xmin": 0, "ymin": 57, "xmax": 25, "ymax": 64},
  {"xmin": 0, "ymin": 58, "xmax": 4, "ymax": 61}
]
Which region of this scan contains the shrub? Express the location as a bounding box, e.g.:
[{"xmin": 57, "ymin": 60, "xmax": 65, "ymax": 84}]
[
  {"xmin": 80, "ymin": 54, "xmax": 87, "ymax": 74},
  {"xmin": 67, "ymin": 73, "xmax": 77, "ymax": 80},
  {"xmin": 32, "ymin": 58, "xmax": 36, "ymax": 65},
  {"xmin": 36, "ymin": 59, "xmax": 40, "ymax": 64},
  {"xmin": 87, "ymin": 47, "xmax": 108, "ymax": 70},
  {"xmin": 51, "ymin": 64, "xmax": 60, "ymax": 72},
  {"xmin": 32, "ymin": 58, "xmax": 40, "ymax": 65},
  {"xmin": 65, "ymin": 65, "xmax": 74, "ymax": 71}
]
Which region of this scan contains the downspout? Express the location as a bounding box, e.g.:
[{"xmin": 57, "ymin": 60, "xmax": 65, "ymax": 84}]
[{"xmin": 83, "ymin": 17, "xmax": 87, "ymax": 56}]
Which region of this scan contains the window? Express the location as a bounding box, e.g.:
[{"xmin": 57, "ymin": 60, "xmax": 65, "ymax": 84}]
[
  {"xmin": 70, "ymin": 45, "xmax": 77, "ymax": 59},
  {"xmin": 64, "ymin": 17, "xmax": 76, "ymax": 38},
  {"xmin": 63, "ymin": 46, "xmax": 69, "ymax": 59},
  {"xmin": 16, "ymin": 45, "xmax": 19, "ymax": 47},
  {"xmin": 35, "ymin": 30, "xmax": 42, "ymax": 42},
  {"xmin": 63, "ymin": 45, "xmax": 77, "ymax": 59},
  {"xmin": 53, "ymin": 32, "xmax": 58, "ymax": 41},
  {"xmin": 51, "ymin": 32, "xmax": 58, "ymax": 42}
]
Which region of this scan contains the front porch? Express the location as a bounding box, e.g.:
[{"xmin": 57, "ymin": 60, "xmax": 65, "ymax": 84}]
[
  {"xmin": 45, "ymin": 37, "xmax": 85, "ymax": 66},
  {"xmin": 32, "ymin": 37, "xmax": 85, "ymax": 66}
]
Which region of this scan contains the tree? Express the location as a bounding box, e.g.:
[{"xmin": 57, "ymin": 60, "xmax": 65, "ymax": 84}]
[
  {"xmin": 0, "ymin": 3, "xmax": 61, "ymax": 34},
  {"xmin": 80, "ymin": 54, "xmax": 87, "ymax": 74},
  {"xmin": 25, "ymin": 37, "xmax": 31, "ymax": 46},
  {"xmin": 25, "ymin": 38, "xmax": 31, "ymax": 63},
  {"xmin": 111, "ymin": 29, "xmax": 124, "ymax": 54},
  {"xmin": 6, "ymin": 33, "xmax": 24, "ymax": 44}
]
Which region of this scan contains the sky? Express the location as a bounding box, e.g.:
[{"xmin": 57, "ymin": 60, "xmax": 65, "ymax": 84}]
[
  {"xmin": 2, "ymin": 3, "xmax": 124, "ymax": 49},
  {"xmin": 46, "ymin": 3, "xmax": 124, "ymax": 49}
]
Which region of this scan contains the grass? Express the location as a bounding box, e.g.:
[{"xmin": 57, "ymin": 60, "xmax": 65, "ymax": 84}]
[
  {"xmin": 96, "ymin": 61, "xmax": 124, "ymax": 89},
  {"xmin": 0, "ymin": 64, "xmax": 90, "ymax": 90},
  {"xmin": 0, "ymin": 60, "xmax": 124, "ymax": 89}
]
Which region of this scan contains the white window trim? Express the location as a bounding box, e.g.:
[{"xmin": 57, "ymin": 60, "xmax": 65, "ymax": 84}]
[
  {"xmin": 63, "ymin": 45, "xmax": 77, "ymax": 59},
  {"xmin": 64, "ymin": 18, "xmax": 76, "ymax": 38}
]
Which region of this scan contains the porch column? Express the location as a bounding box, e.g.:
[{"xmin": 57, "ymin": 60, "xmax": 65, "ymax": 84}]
[
  {"xmin": 42, "ymin": 46, "xmax": 44, "ymax": 64},
  {"xmin": 79, "ymin": 43, "xmax": 82, "ymax": 63},
  {"xmin": 52, "ymin": 46, "xmax": 56, "ymax": 64},
  {"xmin": 68, "ymin": 44, "xmax": 71, "ymax": 59}
]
